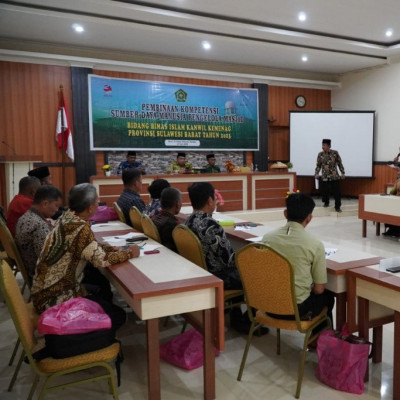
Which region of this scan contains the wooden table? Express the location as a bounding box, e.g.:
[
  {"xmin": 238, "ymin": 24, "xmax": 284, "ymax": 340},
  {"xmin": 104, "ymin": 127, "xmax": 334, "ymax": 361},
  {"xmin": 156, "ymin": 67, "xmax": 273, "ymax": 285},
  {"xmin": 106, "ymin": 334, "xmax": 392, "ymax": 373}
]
[
  {"xmin": 92, "ymin": 222, "xmax": 225, "ymax": 400},
  {"xmin": 223, "ymin": 224, "xmax": 381, "ymax": 329},
  {"xmin": 347, "ymin": 266, "xmax": 399, "ymax": 398},
  {"xmin": 359, "ymin": 194, "xmax": 400, "ymax": 237}
]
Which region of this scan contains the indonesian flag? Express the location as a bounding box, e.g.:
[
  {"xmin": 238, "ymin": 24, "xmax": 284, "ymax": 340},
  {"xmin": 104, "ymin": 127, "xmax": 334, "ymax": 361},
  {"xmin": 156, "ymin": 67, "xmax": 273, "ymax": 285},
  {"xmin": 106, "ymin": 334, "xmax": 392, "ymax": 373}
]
[{"xmin": 56, "ymin": 92, "xmax": 74, "ymax": 161}]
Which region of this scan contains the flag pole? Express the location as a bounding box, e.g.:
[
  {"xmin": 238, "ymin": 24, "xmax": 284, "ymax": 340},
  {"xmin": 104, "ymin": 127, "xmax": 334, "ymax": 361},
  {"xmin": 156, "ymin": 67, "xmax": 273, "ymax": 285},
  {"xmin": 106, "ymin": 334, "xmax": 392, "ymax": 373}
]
[{"xmin": 59, "ymin": 85, "xmax": 66, "ymax": 199}]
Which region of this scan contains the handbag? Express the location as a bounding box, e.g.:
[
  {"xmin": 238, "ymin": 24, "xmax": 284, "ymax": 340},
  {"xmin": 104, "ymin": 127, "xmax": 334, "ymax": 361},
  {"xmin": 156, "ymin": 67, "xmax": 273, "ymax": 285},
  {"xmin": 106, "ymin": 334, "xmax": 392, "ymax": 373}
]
[
  {"xmin": 316, "ymin": 329, "xmax": 370, "ymax": 394},
  {"xmin": 38, "ymin": 297, "xmax": 111, "ymax": 335},
  {"xmin": 160, "ymin": 328, "xmax": 219, "ymax": 370}
]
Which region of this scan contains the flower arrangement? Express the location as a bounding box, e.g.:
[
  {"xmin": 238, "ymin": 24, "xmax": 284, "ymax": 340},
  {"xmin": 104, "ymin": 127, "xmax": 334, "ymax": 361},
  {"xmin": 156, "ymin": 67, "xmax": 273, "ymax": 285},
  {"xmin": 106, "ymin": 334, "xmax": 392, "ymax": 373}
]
[
  {"xmin": 225, "ymin": 160, "xmax": 235, "ymax": 172},
  {"xmin": 286, "ymin": 188, "xmax": 300, "ymax": 198},
  {"xmin": 102, "ymin": 164, "xmax": 112, "ymax": 172}
]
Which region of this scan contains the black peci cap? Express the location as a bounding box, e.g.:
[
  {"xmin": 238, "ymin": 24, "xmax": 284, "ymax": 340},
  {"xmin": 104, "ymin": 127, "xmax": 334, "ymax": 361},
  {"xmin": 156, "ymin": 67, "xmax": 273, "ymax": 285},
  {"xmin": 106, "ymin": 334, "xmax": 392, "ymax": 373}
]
[
  {"xmin": 177, "ymin": 152, "xmax": 186, "ymax": 158},
  {"xmin": 206, "ymin": 154, "xmax": 215, "ymax": 159},
  {"xmin": 322, "ymin": 139, "xmax": 331, "ymax": 146},
  {"xmin": 28, "ymin": 166, "xmax": 50, "ymax": 180}
]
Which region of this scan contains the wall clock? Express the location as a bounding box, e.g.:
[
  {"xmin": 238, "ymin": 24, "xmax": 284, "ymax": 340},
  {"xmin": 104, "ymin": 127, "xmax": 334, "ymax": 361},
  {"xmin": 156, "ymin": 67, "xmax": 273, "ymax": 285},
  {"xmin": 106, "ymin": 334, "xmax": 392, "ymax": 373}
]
[{"xmin": 295, "ymin": 95, "xmax": 306, "ymax": 108}]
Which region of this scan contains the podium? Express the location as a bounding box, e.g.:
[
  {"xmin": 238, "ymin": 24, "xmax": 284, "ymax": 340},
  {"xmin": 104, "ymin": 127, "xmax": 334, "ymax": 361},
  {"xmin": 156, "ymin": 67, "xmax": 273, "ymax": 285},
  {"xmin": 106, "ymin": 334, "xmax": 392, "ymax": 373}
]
[{"xmin": 0, "ymin": 155, "xmax": 42, "ymax": 207}]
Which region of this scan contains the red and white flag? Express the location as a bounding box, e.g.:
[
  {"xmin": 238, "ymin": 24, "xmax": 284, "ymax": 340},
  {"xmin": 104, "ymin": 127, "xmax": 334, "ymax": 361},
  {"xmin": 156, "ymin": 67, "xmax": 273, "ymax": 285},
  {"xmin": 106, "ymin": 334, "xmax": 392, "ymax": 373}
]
[{"xmin": 55, "ymin": 92, "xmax": 74, "ymax": 161}]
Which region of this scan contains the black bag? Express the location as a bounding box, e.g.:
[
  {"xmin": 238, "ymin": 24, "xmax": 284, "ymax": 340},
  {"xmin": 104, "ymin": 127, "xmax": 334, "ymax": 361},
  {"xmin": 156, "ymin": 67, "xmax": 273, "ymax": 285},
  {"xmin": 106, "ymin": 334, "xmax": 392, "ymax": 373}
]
[
  {"xmin": 44, "ymin": 329, "xmax": 116, "ymax": 359},
  {"xmin": 32, "ymin": 329, "xmax": 123, "ymax": 386}
]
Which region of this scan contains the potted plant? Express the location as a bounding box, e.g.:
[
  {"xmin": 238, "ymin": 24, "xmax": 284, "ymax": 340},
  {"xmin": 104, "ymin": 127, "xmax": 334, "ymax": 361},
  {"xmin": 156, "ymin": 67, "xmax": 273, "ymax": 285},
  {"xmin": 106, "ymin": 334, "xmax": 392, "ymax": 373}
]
[
  {"xmin": 286, "ymin": 162, "xmax": 293, "ymax": 170},
  {"xmin": 102, "ymin": 164, "xmax": 112, "ymax": 176}
]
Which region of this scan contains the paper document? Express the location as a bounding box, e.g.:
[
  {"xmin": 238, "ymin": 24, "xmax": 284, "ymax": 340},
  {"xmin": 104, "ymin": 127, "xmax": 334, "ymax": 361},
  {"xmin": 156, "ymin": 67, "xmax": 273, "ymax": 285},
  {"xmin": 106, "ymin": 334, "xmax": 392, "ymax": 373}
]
[{"xmin": 315, "ymin": 178, "xmax": 319, "ymax": 190}]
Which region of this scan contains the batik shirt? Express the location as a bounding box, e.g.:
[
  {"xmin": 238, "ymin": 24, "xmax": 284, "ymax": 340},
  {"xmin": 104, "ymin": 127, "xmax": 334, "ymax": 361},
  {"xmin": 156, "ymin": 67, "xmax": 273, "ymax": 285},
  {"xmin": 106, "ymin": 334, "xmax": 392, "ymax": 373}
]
[
  {"xmin": 171, "ymin": 161, "xmax": 193, "ymax": 173},
  {"xmin": 117, "ymin": 188, "xmax": 146, "ymax": 224},
  {"xmin": 201, "ymin": 164, "xmax": 221, "ymax": 173},
  {"xmin": 144, "ymin": 199, "xmax": 161, "ymax": 217},
  {"xmin": 15, "ymin": 207, "xmax": 53, "ymax": 279},
  {"xmin": 185, "ymin": 211, "xmax": 238, "ymax": 285},
  {"xmin": 31, "ymin": 209, "xmax": 132, "ymax": 314},
  {"xmin": 315, "ymin": 149, "xmax": 345, "ymax": 181}
]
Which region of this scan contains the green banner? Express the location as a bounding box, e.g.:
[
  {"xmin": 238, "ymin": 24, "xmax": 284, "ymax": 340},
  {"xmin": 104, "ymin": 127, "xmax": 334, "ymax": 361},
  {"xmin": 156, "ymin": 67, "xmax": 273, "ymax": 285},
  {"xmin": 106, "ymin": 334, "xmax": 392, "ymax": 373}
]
[{"xmin": 89, "ymin": 75, "xmax": 259, "ymax": 151}]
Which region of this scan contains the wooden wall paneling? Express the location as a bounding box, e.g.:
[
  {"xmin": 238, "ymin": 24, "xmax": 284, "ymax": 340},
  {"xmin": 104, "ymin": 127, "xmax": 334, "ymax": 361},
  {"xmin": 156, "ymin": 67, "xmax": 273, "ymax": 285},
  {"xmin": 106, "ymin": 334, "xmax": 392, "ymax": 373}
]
[
  {"xmin": 267, "ymin": 86, "xmax": 331, "ymax": 163},
  {"xmin": 0, "ymin": 61, "xmax": 76, "ymax": 202},
  {"xmin": 296, "ymin": 164, "xmax": 398, "ymax": 197}
]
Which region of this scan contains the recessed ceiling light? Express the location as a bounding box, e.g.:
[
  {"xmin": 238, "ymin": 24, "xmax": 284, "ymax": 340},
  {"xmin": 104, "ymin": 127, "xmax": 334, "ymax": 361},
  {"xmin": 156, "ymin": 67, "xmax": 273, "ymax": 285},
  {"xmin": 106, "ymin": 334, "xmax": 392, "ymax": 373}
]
[
  {"xmin": 202, "ymin": 41, "xmax": 211, "ymax": 50},
  {"xmin": 298, "ymin": 12, "xmax": 307, "ymax": 22},
  {"xmin": 386, "ymin": 28, "xmax": 393, "ymax": 37},
  {"xmin": 72, "ymin": 23, "xmax": 84, "ymax": 33},
  {"xmin": 301, "ymin": 55, "xmax": 308, "ymax": 62}
]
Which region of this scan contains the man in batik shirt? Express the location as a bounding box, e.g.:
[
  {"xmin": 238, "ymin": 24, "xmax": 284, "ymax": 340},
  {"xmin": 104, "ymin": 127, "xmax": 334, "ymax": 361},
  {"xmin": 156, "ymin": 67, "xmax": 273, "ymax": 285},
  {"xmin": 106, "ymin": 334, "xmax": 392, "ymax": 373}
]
[
  {"xmin": 314, "ymin": 138, "xmax": 345, "ymax": 212},
  {"xmin": 185, "ymin": 182, "xmax": 242, "ymax": 290},
  {"xmin": 15, "ymin": 185, "xmax": 63, "ymax": 282}
]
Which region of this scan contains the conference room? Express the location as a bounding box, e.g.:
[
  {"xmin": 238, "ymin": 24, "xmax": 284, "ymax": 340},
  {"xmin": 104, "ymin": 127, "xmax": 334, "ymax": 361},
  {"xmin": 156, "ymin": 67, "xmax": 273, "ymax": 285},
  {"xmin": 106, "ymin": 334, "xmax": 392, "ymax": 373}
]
[{"xmin": 1, "ymin": 1, "xmax": 400, "ymax": 399}]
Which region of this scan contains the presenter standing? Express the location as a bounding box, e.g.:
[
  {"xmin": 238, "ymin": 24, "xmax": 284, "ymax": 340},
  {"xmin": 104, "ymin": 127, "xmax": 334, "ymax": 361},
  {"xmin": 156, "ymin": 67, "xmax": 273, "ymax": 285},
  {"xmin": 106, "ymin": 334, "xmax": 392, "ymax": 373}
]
[{"xmin": 314, "ymin": 139, "xmax": 345, "ymax": 212}]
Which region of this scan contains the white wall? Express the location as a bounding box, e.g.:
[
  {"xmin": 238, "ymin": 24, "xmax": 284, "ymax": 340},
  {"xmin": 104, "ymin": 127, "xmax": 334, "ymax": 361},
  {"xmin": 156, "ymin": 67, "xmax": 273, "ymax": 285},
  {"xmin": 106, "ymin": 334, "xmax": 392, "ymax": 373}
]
[{"xmin": 332, "ymin": 61, "xmax": 400, "ymax": 162}]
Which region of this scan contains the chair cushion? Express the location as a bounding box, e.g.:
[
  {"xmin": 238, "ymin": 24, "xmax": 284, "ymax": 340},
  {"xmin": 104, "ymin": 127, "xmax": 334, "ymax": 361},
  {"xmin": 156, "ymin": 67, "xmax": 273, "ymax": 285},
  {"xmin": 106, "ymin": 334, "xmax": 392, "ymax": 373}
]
[
  {"xmin": 255, "ymin": 307, "xmax": 327, "ymax": 331},
  {"xmin": 37, "ymin": 342, "xmax": 120, "ymax": 373}
]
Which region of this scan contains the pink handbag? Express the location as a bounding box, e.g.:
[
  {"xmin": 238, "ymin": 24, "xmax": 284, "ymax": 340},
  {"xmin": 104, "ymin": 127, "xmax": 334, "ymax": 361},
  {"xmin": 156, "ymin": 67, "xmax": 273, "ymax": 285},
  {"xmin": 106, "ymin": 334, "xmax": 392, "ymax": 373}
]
[
  {"xmin": 316, "ymin": 329, "xmax": 370, "ymax": 394},
  {"xmin": 38, "ymin": 297, "xmax": 111, "ymax": 335},
  {"xmin": 160, "ymin": 328, "xmax": 219, "ymax": 370}
]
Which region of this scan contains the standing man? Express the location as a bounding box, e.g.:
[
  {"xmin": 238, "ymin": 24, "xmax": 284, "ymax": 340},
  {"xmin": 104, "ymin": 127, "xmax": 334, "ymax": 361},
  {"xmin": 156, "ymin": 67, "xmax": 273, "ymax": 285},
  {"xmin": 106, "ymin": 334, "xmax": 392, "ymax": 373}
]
[
  {"xmin": 117, "ymin": 151, "xmax": 146, "ymax": 175},
  {"xmin": 261, "ymin": 192, "xmax": 334, "ymax": 331},
  {"xmin": 116, "ymin": 168, "xmax": 146, "ymax": 225},
  {"xmin": 202, "ymin": 153, "xmax": 221, "ymax": 173},
  {"xmin": 314, "ymin": 138, "xmax": 345, "ymax": 212}
]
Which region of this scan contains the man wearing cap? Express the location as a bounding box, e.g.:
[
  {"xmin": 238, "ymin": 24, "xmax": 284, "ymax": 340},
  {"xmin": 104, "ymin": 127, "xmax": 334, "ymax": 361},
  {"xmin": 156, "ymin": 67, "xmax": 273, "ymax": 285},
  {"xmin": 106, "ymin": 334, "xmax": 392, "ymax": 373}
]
[
  {"xmin": 202, "ymin": 154, "xmax": 221, "ymax": 173},
  {"xmin": 171, "ymin": 152, "xmax": 193, "ymax": 174},
  {"xmin": 314, "ymin": 139, "xmax": 345, "ymax": 212},
  {"xmin": 117, "ymin": 151, "xmax": 146, "ymax": 175},
  {"xmin": 28, "ymin": 166, "xmax": 53, "ymax": 185}
]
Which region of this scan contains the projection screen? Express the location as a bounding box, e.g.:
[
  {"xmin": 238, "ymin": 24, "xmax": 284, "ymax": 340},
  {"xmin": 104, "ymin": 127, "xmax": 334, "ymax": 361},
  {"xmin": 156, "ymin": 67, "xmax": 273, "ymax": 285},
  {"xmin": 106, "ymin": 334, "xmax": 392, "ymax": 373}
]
[{"xmin": 289, "ymin": 111, "xmax": 375, "ymax": 177}]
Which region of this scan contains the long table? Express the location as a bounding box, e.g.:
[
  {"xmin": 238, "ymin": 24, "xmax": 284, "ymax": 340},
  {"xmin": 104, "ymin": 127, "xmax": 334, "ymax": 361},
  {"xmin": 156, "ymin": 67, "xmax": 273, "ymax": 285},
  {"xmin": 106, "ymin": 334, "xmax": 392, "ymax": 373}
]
[
  {"xmin": 92, "ymin": 222, "xmax": 224, "ymax": 400},
  {"xmin": 347, "ymin": 266, "xmax": 399, "ymax": 399},
  {"xmin": 223, "ymin": 224, "xmax": 381, "ymax": 329},
  {"xmin": 359, "ymin": 194, "xmax": 400, "ymax": 237}
]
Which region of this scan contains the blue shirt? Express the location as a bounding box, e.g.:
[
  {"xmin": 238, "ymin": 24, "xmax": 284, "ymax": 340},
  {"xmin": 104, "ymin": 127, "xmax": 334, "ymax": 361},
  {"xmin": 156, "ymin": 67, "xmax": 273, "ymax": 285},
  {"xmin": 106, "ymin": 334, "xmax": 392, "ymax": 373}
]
[{"xmin": 117, "ymin": 161, "xmax": 146, "ymax": 175}]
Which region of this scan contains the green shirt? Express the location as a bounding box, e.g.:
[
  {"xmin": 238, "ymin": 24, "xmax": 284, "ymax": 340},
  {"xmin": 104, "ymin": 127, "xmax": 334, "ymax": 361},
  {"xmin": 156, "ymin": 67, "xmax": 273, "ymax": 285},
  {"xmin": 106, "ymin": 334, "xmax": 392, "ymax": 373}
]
[
  {"xmin": 261, "ymin": 221, "xmax": 327, "ymax": 304},
  {"xmin": 201, "ymin": 164, "xmax": 221, "ymax": 173}
]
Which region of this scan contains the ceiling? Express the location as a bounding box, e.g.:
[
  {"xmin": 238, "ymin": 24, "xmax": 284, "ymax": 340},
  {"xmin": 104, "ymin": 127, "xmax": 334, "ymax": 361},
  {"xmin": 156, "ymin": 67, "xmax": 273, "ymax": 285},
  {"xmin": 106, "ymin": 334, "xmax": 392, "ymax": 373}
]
[{"xmin": 1, "ymin": 0, "xmax": 400, "ymax": 82}]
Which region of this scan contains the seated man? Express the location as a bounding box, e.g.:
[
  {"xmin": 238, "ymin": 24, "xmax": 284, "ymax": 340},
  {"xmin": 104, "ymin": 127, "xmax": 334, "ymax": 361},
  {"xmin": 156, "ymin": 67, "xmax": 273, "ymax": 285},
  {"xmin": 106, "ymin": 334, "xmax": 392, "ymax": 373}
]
[
  {"xmin": 31, "ymin": 183, "xmax": 140, "ymax": 332},
  {"xmin": 116, "ymin": 168, "xmax": 146, "ymax": 225},
  {"xmin": 261, "ymin": 192, "xmax": 334, "ymax": 329},
  {"xmin": 202, "ymin": 153, "xmax": 221, "ymax": 173},
  {"xmin": 144, "ymin": 178, "xmax": 170, "ymax": 217},
  {"xmin": 28, "ymin": 165, "xmax": 53, "ymax": 185},
  {"xmin": 152, "ymin": 187, "xmax": 182, "ymax": 252},
  {"xmin": 171, "ymin": 152, "xmax": 193, "ymax": 174},
  {"xmin": 6, "ymin": 176, "xmax": 41, "ymax": 236},
  {"xmin": 185, "ymin": 182, "xmax": 241, "ymax": 290},
  {"xmin": 15, "ymin": 185, "xmax": 63, "ymax": 282},
  {"xmin": 117, "ymin": 151, "xmax": 146, "ymax": 175}
]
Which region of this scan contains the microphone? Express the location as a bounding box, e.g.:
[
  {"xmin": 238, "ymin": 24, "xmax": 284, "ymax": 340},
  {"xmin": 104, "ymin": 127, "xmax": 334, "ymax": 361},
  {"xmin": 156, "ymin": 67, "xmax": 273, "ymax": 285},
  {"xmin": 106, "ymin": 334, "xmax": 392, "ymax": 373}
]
[{"xmin": 1, "ymin": 140, "xmax": 17, "ymax": 155}]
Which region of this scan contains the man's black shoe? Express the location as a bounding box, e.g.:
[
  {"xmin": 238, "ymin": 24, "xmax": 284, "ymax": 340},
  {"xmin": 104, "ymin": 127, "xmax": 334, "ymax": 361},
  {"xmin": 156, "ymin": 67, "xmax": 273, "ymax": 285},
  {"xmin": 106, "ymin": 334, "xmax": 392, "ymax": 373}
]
[
  {"xmin": 323, "ymin": 203, "xmax": 329, "ymax": 208},
  {"xmin": 335, "ymin": 208, "xmax": 342, "ymax": 213}
]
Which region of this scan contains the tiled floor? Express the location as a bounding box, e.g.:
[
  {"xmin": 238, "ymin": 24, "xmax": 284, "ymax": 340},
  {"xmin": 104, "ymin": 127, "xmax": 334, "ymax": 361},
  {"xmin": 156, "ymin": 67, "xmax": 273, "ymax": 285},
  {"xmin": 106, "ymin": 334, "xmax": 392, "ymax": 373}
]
[{"xmin": 1, "ymin": 200, "xmax": 398, "ymax": 399}]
